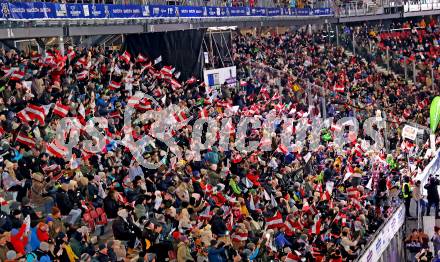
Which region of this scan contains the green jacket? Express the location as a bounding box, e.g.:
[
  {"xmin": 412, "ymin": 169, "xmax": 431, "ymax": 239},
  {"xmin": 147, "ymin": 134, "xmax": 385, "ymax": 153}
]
[{"xmin": 229, "ymin": 179, "xmax": 242, "ymax": 195}]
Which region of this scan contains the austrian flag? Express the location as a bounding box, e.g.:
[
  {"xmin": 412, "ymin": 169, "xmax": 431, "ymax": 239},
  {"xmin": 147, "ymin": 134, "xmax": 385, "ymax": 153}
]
[
  {"xmin": 17, "ymin": 104, "xmax": 50, "ymax": 126},
  {"xmin": 119, "ymin": 51, "xmax": 131, "ymax": 64},
  {"xmin": 265, "ymin": 211, "xmax": 284, "ymax": 229},
  {"xmin": 174, "ymin": 111, "xmax": 188, "ymax": 123},
  {"xmin": 169, "ymin": 78, "xmax": 182, "ymax": 90},
  {"xmin": 16, "ymin": 132, "xmax": 36, "ymax": 148},
  {"xmin": 53, "ymin": 102, "xmax": 70, "ymax": 118},
  {"xmin": 76, "ymin": 70, "xmax": 89, "ymax": 81},
  {"xmin": 46, "ymin": 140, "xmax": 68, "ymax": 159},
  {"xmin": 108, "ymin": 81, "xmax": 121, "ymax": 90}
]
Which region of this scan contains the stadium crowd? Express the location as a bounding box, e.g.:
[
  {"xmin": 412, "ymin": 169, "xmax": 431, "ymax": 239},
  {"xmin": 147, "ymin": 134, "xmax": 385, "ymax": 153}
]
[
  {"xmin": 0, "ymin": 28, "xmax": 434, "ymax": 262},
  {"xmin": 348, "ymin": 17, "xmax": 440, "ymax": 86}
]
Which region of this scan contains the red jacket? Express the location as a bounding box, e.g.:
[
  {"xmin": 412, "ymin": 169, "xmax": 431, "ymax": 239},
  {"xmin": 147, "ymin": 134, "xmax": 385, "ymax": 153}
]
[{"xmin": 11, "ymin": 224, "xmax": 28, "ymax": 255}]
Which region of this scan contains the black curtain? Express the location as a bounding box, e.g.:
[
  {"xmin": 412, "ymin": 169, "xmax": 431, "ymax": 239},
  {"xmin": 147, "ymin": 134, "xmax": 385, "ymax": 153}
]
[{"xmin": 124, "ymin": 29, "xmax": 206, "ymax": 80}]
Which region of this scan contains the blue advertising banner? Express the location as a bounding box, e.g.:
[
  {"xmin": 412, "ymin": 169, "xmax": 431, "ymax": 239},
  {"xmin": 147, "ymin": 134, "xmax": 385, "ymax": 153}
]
[
  {"xmin": 250, "ymin": 7, "xmax": 266, "ymax": 16},
  {"xmin": 282, "ymin": 7, "xmax": 291, "ymax": 16},
  {"xmin": 229, "ymin": 7, "xmax": 249, "ymax": 16},
  {"xmin": 178, "ymin": 6, "xmax": 204, "ymax": 17},
  {"xmin": 313, "ymin": 8, "xmax": 331, "ymax": 15},
  {"xmin": 67, "ymin": 3, "xmax": 85, "ymax": 19},
  {"xmin": 295, "ymin": 8, "xmax": 312, "ymax": 16},
  {"xmin": 0, "ymin": 2, "xmax": 332, "ymax": 20},
  {"xmin": 267, "ymin": 8, "xmax": 281, "ymax": 16},
  {"xmin": 6, "ymin": 2, "xmax": 52, "ymax": 20},
  {"xmin": 82, "ymin": 4, "xmax": 107, "ymax": 19},
  {"xmin": 205, "ymin": 6, "xmax": 228, "ymax": 17},
  {"xmin": 107, "ymin": 4, "xmax": 143, "ymax": 19},
  {"xmin": 149, "ymin": 5, "xmax": 176, "ymax": 17}
]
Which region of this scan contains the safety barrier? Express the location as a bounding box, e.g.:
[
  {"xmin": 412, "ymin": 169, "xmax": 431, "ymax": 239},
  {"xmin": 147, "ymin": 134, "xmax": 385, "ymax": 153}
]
[
  {"xmin": 358, "ymin": 204, "xmax": 406, "ymax": 262},
  {"xmin": 0, "ymin": 2, "xmax": 332, "ymax": 20}
]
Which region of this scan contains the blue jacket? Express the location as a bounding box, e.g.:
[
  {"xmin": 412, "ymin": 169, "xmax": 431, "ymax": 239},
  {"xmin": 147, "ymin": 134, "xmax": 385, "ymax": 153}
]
[
  {"xmin": 28, "ymin": 227, "xmax": 41, "ymax": 252},
  {"xmin": 207, "ymin": 246, "xmax": 226, "ymax": 262}
]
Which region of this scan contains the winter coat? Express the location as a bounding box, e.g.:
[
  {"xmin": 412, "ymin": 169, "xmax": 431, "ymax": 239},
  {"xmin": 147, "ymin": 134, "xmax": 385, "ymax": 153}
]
[{"xmin": 177, "ymin": 241, "xmax": 194, "ymax": 262}]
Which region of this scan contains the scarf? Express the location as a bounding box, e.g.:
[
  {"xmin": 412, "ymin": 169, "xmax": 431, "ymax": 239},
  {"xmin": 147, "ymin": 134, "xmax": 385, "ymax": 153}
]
[{"xmin": 65, "ymin": 244, "xmax": 78, "ymax": 262}]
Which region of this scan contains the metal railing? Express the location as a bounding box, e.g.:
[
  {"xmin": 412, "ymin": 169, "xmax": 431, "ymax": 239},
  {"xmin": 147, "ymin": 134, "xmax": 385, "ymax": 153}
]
[{"xmin": 404, "ymin": 0, "xmax": 440, "ymax": 12}]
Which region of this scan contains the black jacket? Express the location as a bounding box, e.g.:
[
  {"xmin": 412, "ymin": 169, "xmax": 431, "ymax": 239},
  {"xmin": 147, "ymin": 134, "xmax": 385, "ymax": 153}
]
[
  {"xmin": 112, "ymin": 216, "xmax": 136, "ymax": 241},
  {"xmin": 55, "ymin": 190, "xmax": 74, "ymax": 215},
  {"xmin": 210, "ymin": 214, "xmax": 227, "ymax": 236},
  {"xmin": 103, "ymin": 196, "xmax": 119, "ymax": 219}
]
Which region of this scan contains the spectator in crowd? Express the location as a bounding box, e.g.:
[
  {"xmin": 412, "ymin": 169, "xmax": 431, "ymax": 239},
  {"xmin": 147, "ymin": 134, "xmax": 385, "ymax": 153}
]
[{"xmin": 0, "ymin": 28, "xmax": 434, "ymax": 262}]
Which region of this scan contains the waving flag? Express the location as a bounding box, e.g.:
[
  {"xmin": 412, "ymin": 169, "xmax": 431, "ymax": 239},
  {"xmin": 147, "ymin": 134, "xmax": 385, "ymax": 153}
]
[
  {"xmin": 169, "ymin": 78, "xmax": 182, "ymax": 90},
  {"xmin": 136, "ymin": 53, "xmax": 148, "ymax": 63},
  {"xmin": 119, "ymin": 51, "xmax": 131, "ymax": 64},
  {"xmin": 16, "ymin": 132, "xmax": 35, "ymax": 148},
  {"xmin": 265, "ymin": 211, "xmax": 284, "ymax": 229},
  {"xmin": 53, "ymin": 102, "xmax": 70, "ymax": 118},
  {"xmin": 333, "ymin": 83, "xmax": 344, "ymax": 93},
  {"xmin": 17, "ymin": 104, "xmax": 50, "ymax": 126},
  {"xmin": 174, "ymin": 111, "xmax": 188, "ymax": 123},
  {"xmin": 127, "ymin": 97, "xmax": 140, "ymax": 108},
  {"xmin": 309, "ymin": 219, "xmax": 321, "ymax": 235},
  {"xmin": 135, "ymin": 98, "xmax": 152, "ymax": 111},
  {"xmin": 276, "ymin": 144, "xmax": 289, "ymax": 155},
  {"xmin": 9, "ymin": 69, "xmax": 25, "ymax": 81},
  {"xmin": 186, "ymin": 77, "xmax": 197, "ymax": 85},
  {"xmin": 108, "ymin": 81, "xmax": 121, "ymax": 90},
  {"xmin": 231, "ymin": 232, "xmax": 248, "ymax": 242},
  {"xmin": 198, "ymin": 108, "xmax": 209, "ymax": 118},
  {"xmin": 76, "ymin": 70, "xmax": 89, "ymax": 81},
  {"xmin": 161, "ymin": 66, "xmax": 175, "ymax": 78},
  {"xmin": 46, "ymin": 140, "xmax": 68, "ymax": 159}
]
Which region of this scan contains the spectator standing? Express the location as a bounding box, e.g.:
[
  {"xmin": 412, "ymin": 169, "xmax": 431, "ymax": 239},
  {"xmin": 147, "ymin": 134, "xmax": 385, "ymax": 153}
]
[
  {"xmin": 413, "ymin": 180, "xmax": 425, "ymax": 218},
  {"xmin": 424, "ymin": 176, "xmax": 440, "ymax": 218},
  {"xmin": 402, "ymin": 176, "xmax": 413, "ymax": 217}
]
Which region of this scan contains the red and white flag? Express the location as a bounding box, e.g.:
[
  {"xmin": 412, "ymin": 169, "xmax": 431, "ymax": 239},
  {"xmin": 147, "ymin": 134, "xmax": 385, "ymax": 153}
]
[
  {"xmin": 53, "ymin": 102, "xmax": 70, "ymax": 118},
  {"xmin": 136, "ymin": 53, "xmax": 148, "ymax": 63},
  {"xmin": 169, "ymin": 78, "xmax": 182, "ymax": 90},
  {"xmin": 199, "ymin": 108, "xmax": 209, "ymax": 118},
  {"xmin": 308, "ymin": 219, "xmax": 321, "ymax": 235},
  {"xmin": 346, "ymin": 187, "xmax": 360, "ymax": 199},
  {"xmin": 77, "ymin": 103, "xmax": 86, "ymax": 125},
  {"xmin": 76, "ymin": 70, "xmax": 89, "ymax": 81},
  {"xmin": 108, "ymin": 81, "xmax": 121, "ymax": 90},
  {"xmin": 46, "ymin": 140, "xmax": 68, "ymax": 159},
  {"xmin": 403, "ymin": 108, "xmax": 411, "ymax": 119},
  {"xmin": 17, "ymin": 104, "xmax": 49, "ymax": 126},
  {"xmin": 75, "ymin": 57, "xmax": 88, "ymax": 68},
  {"xmin": 16, "ymin": 132, "xmax": 36, "ymax": 148},
  {"xmin": 160, "ymin": 65, "xmax": 175, "ymax": 78},
  {"xmin": 265, "ymin": 211, "xmax": 284, "ymax": 229},
  {"xmin": 186, "ymin": 77, "xmax": 197, "ymax": 85},
  {"xmin": 174, "ymin": 111, "xmax": 188, "ymax": 123},
  {"xmin": 276, "ymin": 144, "xmax": 289, "ymax": 155},
  {"xmin": 231, "ymin": 232, "xmax": 248, "ymax": 242},
  {"xmin": 135, "ymin": 98, "xmax": 152, "ymax": 111},
  {"xmin": 9, "ymin": 69, "xmax": 25, "ymax": 81},
  {"xmin": 119, "ymin": 51, "xmax": 131, "ymax": 64},
  {"xmin": 127, "ymin": 96, "xmax": 142, "ymax": 107}
]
